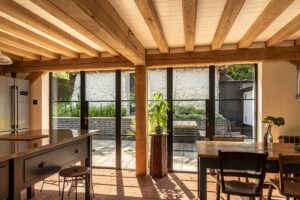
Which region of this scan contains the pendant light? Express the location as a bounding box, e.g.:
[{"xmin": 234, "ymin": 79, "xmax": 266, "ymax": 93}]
[{"xmin": 0, "ymin": 51, "xmax": 13, "ymax": 65}]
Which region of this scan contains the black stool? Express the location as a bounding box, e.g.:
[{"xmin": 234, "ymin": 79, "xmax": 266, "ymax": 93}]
[{"xmin": 59, "ymin": 166, "xmax": 94, "ymax": 200}]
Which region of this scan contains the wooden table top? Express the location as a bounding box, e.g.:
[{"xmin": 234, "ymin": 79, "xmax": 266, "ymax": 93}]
[{"xmin": 196, "ymin": 141, "xmax": 300, "ymax": 160}]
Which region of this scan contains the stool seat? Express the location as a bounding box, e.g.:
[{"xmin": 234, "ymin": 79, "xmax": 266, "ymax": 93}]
[{"xmin": 59, "ymin": 166, "xmax": 91, "ymax": 178}]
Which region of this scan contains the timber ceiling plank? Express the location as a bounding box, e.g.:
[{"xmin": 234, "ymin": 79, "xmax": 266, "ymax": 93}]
[
  {"xmin": 0, "ymin": 0, "xmax": 99, "ymax": 57},
  {"xmin": 31, "ymin": 0, "xmax": 119, "ymax": 56},
  {"xmin": 0, "ymin": 32, "xmax": 58, "ymax": 59},
  {"xmin": 0, "ymin": 16, "xmax": 78, "ymax": 58},
  {"xmin": 211, "ymin": 0, "xmax": 245, "ymax": 50},
  {"xmin": 182, "ymin": 0, "xmax": 197, "ymax": 52},
  {"xmin": 134, "ymin": 0, "xmax": 169, "ymax": 53},
  {"xmin": 267, "ymin": 13, "xmax": 300, "ymax": 47},
  {"xmin": 238, "ymin": 0, "xmax": 294, "ymax": 48},
  {"xmin": 48, "ymin": 0, "xmax": 145, "ymax": 65},
  {"xmin": 0, "ymin": 42, "xmax": 40, "ymax": 60}
]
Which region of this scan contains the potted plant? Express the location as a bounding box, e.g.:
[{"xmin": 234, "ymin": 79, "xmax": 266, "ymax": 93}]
[
  {"xmin": 262, "ymin": 116, "xmax": 285, "ymax": 149},
  {"xmin": 149, "ymin": 92, "xmax": 169, "ymax": 134}
]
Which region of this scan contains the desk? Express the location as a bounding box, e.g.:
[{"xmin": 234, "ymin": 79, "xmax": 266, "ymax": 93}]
[
  {"xmin": 196, "ymin": 141, "xmax": 300, "ymax": 200},
  {"xmin": 0, "ymin": 129, "xmax": 97, "ymax": 200}
]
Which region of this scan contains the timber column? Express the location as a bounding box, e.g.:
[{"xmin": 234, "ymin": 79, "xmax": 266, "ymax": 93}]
[{"xmin": 135, "ymin": 65, "xmax": 148, "ymax": 176}]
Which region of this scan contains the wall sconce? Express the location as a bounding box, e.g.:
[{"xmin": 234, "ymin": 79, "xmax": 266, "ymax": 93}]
[{"xmin": 297, "ymin": 66, "xmax": 300, "ymax": 101}]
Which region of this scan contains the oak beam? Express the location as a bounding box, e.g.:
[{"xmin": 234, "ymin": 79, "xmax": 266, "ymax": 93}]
[
  {"xmin": 239, "ymin": 0, "xmax": 294, "ymax": 48},
  {"xmin": 182, "ymin": 0, "xmax": 197, "ymax": 52},
  {"xmin": 135, "ymin": 65, "xmax": 148, "ymax": 176},
  {"xmin": 0, "ymin": 17, "xmax": 78, "ymax": 58},
  {"xmin": 4, "ymin": 46, "xmax": 300, "ymax": 73},
  {"xmin": 267, "ymin": 13, "xmax": 300, "ymax": 47},
  {"xmin": 2, "ymin": 52, "xmax": 22, "ymax": 61},
  {"xmin": 0, "ymin": 42, "xmax": 40, "ymax": 60},
  {"xmin": 0, "ymin": 0, "xmax": 99, "ymax": 57},
  {"xmin": 25, "ymin": 72, "xmax": 45, "ymax": 84},
  {"xmin": 0, "ymin": 32, "xmax": 58, "ymax": 59},
  {"xmin": 31, "ymin": 0, "xmax": 118, "ymax": 56},
  {"xmin": 146, "ymin": 45, "xmax": 300, "ymax": 67},
  {"xmin": 296, "ymin": 38, "xmax": 300, "ymax": 46},
  {"xmin": 2, "ymin": 57, "xmax": 134, "ymax": 73},
  {"xmin": 134, "ymin": 0, "xmax": 169, "ymax": 53},
  {"xmin": 49, "ymin": 0, "xmax": 145, "ymax": 65},
  {"xmin": 211, "ymin": 0, "xmax": 245, "ymax": 50}
]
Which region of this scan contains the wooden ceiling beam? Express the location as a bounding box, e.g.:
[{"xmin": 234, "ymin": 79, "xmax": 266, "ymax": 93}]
[
  {"xmin": 134, "ymin": 0, "xmax": 169, "ymax": 53},
  {"xmin": 48, "ymin": 0, "xmax": 145, "ymax": 65},
  {"xmin": 211, "ymin": 0, "xmax": 245, "ymax": 50},
  {"xmin": 182, "ymin": 0, "xmax": 197, "ymax": 52},
  {"xmin": 0, "ymin": 42, "xmax": 40, "ymax": 60},
  {"xmin": 25, "ymin": 72, "xmax": 46, "ymax": 84},
  {"xmin": 0, "ymin": 16, "xmax": 78, "ymax": 58},
  {"xmin": 31, "ymin": 0, "xmax": 118, "ymax": 56},
  {"xmin": 267, "ymin": 13, "xmax": 300, "ymax": 47},
  {"xmin": 146, "ymin": 45, "xmax": 300, "ymax": 68},
  {"xmin": 0, "ymin": 0, "xmax": 99, "ymax": 57},
  {"xmin": 3, "ymin": 46, "xmax": 300, "ymax": 72},
  {"xmin": 1, "ymin": 52, "xmax": 22, "ymax": 61},
  {"xmin": 296, "ymin": 38, "xmax": 300, "ymax": 45},
  {"xmin": 2, "ymin": 56, "xmax": 134, "ymax": 73},
  {"xmin": 239, "ymin": 0, "xmax": 294, "ymax": 48},
  {"xmin": 0, "ymin": 32, "xmax": 58, "ymax": 59}
]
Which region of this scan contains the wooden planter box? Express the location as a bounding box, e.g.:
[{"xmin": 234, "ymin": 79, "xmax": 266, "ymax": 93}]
[{"xmin": 149, "ymin": 133, "xmax": 168, "ymax": 178}]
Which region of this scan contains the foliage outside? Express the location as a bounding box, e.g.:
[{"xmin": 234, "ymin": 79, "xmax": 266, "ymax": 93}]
[
  {"xmin": 53, "ymin": 103, "xmax": 127, "ymax": 117},
  {"xmin": 174, "ymin": 105, "xmax": 224, "ymax": 120},
  {"xmin": 226, "ymin": 64, "xmax": 255, "ymax": 80}
]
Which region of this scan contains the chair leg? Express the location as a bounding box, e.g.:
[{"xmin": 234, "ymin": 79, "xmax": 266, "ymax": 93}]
[
  {"xmin": 227, "ymin": 194, "xmax": 230, "ymax": 200},
  {"xmin": 58, "ymin": 174, "xmax": 61, "ymax": 196},
  {"xmin": 61, "ymin": 178, "xmax": 66, "ymax": 200},
  {"xmin": 68, "ymin": 178, "xmax": 74, "ymax": 196},
  {"xmin": 267, "ymin": 184, "xmax": 273, "ymax": 200},
  {"xmin": 75, "ymin": 178, "xmax": 78, "ymax": 200},
  {"xmin": 216, "ymin": 183, "xmax": 220, "ymax": 200},
  {"xmin": 40, "ymin": 180, "xmax": 45, "ymax": 192}
]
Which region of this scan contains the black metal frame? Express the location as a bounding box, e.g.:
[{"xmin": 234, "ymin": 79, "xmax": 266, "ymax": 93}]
[{"xmin": 49, "ymin": 64, "xmax": 258, "ymax": 172}]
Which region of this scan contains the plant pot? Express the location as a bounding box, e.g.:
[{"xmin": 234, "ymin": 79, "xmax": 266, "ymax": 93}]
[{"xmin": 155, "ymin": 126, "xmax": 163, "ymax": 134}]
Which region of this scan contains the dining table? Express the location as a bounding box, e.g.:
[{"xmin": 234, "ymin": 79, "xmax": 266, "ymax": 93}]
[{"xmin": 196, "ymin": 141, "xmax": 300, "ymax": 200}]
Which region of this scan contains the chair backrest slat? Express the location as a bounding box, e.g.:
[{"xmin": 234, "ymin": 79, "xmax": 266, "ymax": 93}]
[
  {"xmin": 278, "ymin": 154, "xmax": 300, "ymax": 192},
  {"xmin": 218, "ymin": 151, "xmax": 268, "ymax": 194}
]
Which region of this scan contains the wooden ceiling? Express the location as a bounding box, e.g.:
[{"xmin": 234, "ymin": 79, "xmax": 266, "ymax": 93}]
[{"xmin": 0, "ymin": 0, "xmax": 300, "ymax": 72}]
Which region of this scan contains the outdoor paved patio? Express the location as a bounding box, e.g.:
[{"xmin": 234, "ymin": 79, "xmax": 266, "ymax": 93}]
[{"xmin": 92, "ymin": 139, "xmax": 197, "ymax": 171}]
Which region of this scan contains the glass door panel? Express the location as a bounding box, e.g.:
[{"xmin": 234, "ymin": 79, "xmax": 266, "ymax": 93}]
[
  {"xmin": 172, "ymin": 67, "xmax": 209, "ymax": 171},
  {"xmin": 121, "ymin": 71, "xmax": 136, "ymax": 169},
  {"xmin": 86, "ymin": 71, "xmax": 116, "ymax": 168},
  {"xmin": 215, "ymin": 64, "xmax": 256, "ymax": 141}
]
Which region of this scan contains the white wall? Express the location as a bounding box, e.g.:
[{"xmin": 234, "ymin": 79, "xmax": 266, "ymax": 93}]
[{"xmin": 258, "ymin": 61, "xmax": 300, "ymax": 142}]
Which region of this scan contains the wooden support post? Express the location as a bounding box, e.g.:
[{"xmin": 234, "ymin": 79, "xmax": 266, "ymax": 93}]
[{"xmin": 135, "ymin": 65, "xmax": 148, "ymax": 176}]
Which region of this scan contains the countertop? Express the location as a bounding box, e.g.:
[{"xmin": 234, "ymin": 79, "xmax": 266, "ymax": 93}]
[{"xmin": 0, "ymin": 129, "xmax": 98, "ymax": 162}]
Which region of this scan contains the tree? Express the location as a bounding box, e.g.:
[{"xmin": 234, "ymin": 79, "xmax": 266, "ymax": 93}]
[{"xmin": 226, "ymin": 64, "xmax": 255, "ymax": 80}]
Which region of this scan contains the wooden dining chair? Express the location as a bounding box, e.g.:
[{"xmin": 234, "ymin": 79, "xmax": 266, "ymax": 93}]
[
  {"xmin": 267, "ymin": 154, "xmax": 300, "ymax": 200},
  {"xmin": 213, "ymin": 136, "xmax": 245, "ymax": 142},
  {"xmin": 217, "ymin": 151, "xmax": 268, "ymax": 200}
]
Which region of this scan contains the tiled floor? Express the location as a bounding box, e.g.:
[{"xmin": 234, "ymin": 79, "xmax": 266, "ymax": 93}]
[
  {"xmin": 92, "ymin": 140, "xmax": 197, "ymax": 171},
  {"xmin": 23, "ymin": 169, "xmax": 285, "ymax": 200}
]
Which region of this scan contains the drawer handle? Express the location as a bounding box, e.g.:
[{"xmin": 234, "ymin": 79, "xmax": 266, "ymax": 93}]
[
  {"xmin": 38, "ymin": 161, "xmax": 47, "ymax": 168},
  {"xmin": 75, "ymin": 149, "xmax": 81, "ymax": 154}
]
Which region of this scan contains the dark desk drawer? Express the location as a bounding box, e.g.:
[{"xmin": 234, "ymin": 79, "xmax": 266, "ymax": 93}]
[
  {"xmin": 0, "ymin": 161, "xmax": 9, "ymax": 199},
  {"xmin": 24, "ymin": 140, "xmax": 87, "ymax": 183}
]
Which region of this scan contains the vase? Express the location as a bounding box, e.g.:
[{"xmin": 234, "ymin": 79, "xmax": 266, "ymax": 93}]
[{"xmin": 264, "ymin": 125, "xmax": 273, "ymax": 149}]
